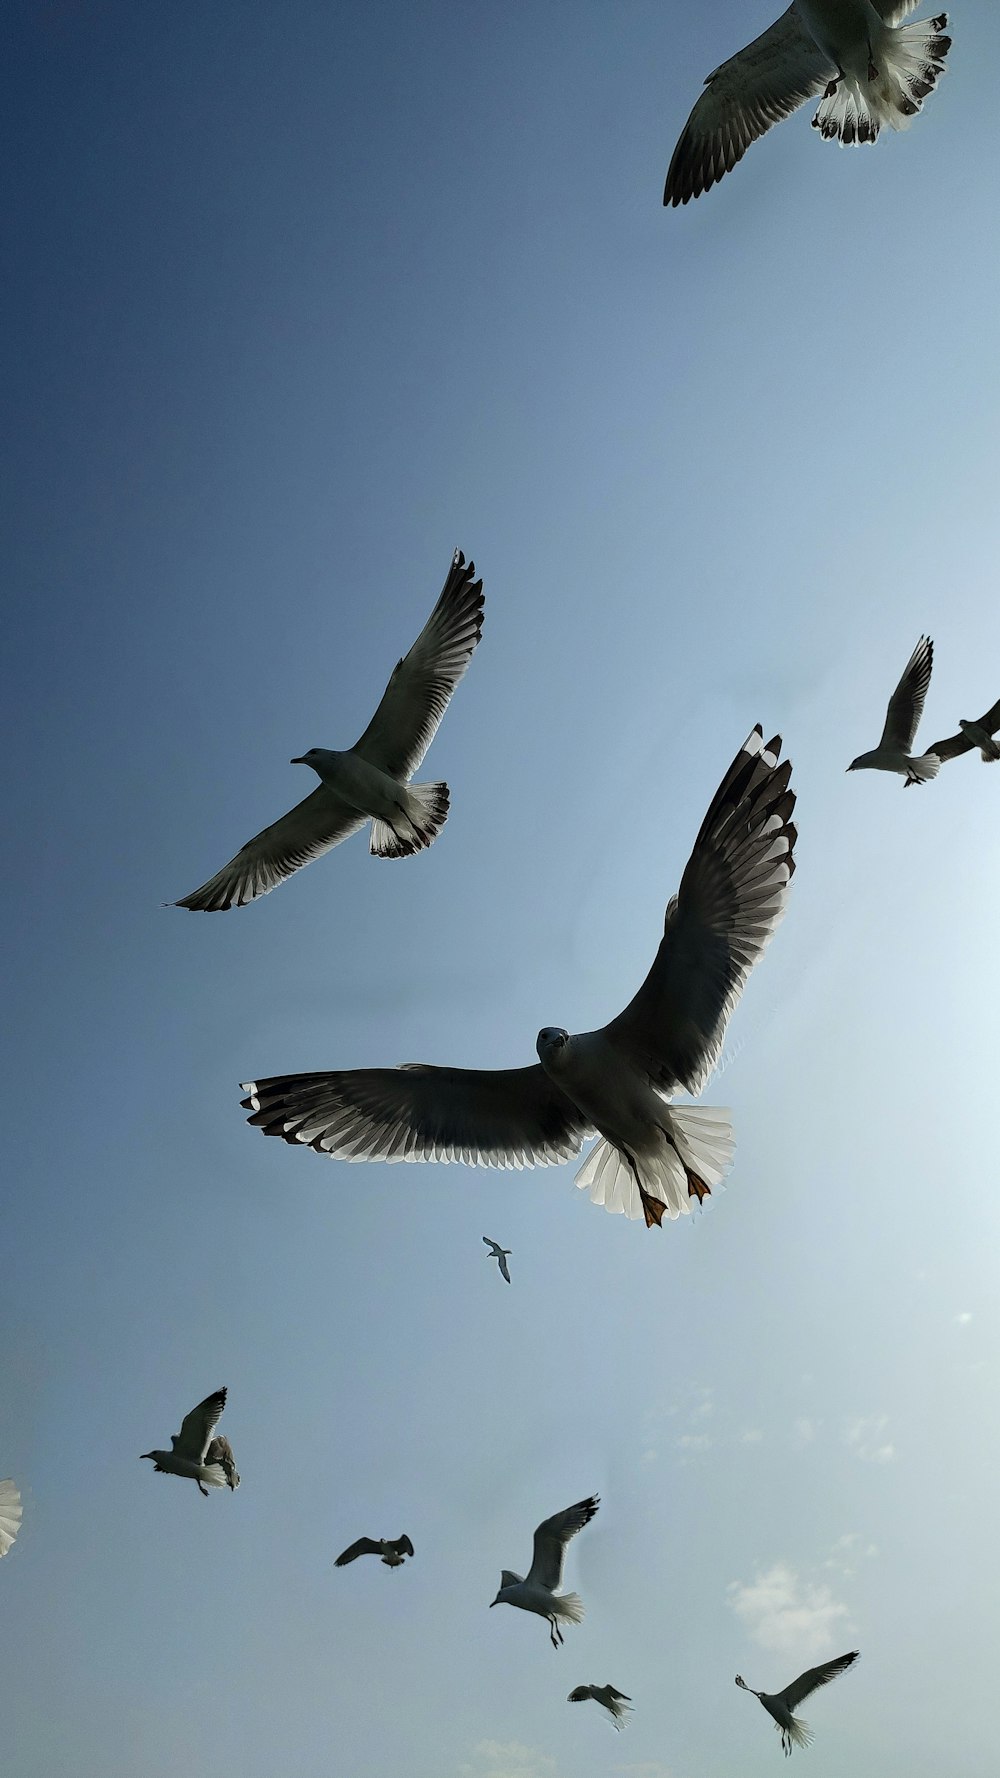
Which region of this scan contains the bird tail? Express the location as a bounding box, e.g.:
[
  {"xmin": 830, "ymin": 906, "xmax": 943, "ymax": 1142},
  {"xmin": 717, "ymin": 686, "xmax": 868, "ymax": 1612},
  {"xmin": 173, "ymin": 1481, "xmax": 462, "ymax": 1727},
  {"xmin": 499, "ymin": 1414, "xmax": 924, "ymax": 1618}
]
[
  {"xmin": 574, "ymin": 1106, "xmax": 733, "ymax": 1225},
  {"xmin": 200, "ymin": 1463, "xmax": 228, "ymax": 1489},
  {"xmin": 903, "ymin": 752, "xmax": 941, "ymax": 786},
  {"xmin": 370, "ymin": 782, "xmax": 450, "ymax": 858},
  {"xmin": 553, "ymin": 1591, "xmax": 585, "ymax": 1624},
  {"xmin": 980, "ymin": 738, "xmax": 1000, "ymax": 762},
  {"xmin": 782, "ymin": 1714, "xmax": 813, "ymax": 1752},
  {"xmin": 812, "ymin": 13, "xmax": 950, "ymax": 142}
]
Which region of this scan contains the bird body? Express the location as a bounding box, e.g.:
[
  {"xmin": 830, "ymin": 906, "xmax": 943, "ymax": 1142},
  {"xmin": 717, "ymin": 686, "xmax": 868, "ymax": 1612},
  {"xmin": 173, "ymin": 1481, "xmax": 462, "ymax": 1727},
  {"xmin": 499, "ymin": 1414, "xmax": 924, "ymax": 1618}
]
[
  {"xmin": 736, "ymin": 1650, "xmax": 859, "ymax": 1754},
  {"xmin": 958, "ymin": 719, "xmax": 1000, "ymax": 762},
  {"xmin": 0, "ymin": 1480, "xmax": 22, "ymax": 1557},
  {"xmin": 568, "ymin": 1683, "xmax": 633, "ymax": 1728},
  {"xmin": 924, "ymin": 697, "xmax": 1000, "ymax": 768},
  {"xmin": 848, "ymin": 635, "xmax": 940, "ymax": 786},
  {"xmin": 491, "ymin": 1495, "xmax": 599, "ymax": 1647},
  {"xmin": 483, "ymin": 1236, "xmax": 512, "ymax": 1282},
  {"xmin": 664, "ymin": 3, "xmax": 951, "ymax": 204},
  {"xmin": 141, "ymin": 1388, "xmax": 240, "ymax": 1497},
  {"xmin": 335, "ymin": 1533, "xmax": 414, "ymax": 1568},
  {"xmin": 243, "ymin": 727, "xmax": 795, "ymax": 1232}
]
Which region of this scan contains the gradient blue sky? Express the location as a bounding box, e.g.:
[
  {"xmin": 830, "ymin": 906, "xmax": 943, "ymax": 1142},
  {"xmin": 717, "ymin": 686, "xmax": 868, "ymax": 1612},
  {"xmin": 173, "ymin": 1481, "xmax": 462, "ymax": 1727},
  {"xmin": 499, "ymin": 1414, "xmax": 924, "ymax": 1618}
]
[{"xmin": 3, "ymin": 3, "xmax": 1000, "ymax": 1775}]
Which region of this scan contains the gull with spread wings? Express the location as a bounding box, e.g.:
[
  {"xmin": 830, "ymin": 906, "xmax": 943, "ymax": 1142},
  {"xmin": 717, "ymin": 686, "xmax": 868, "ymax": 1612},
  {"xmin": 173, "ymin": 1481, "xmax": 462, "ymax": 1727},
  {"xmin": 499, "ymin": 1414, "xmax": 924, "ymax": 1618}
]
[
  {"xmin": 568, "ymin": 1684, "xmax": 633, "ymax": 1729},
  {"xmin": 242, "ymin": 728, "xmax": 796, "ymax": 1229},
  {"xmin": 736, "ymin": 1650, "xmax": 859, "ymax": 1755},
  {"xmin": 140, "ymin": 1388, "xmax": 240, "ymax": 1496},
  {"xmin": 483, "ymin": 1236, "xmax": 512, "ymax": 1282},
  {"xmin": 847, "ymin": 635, "xmax": 941, "ymax": 786},
  {"xmin": 335, "ymin": 1533, "xmax": 414, "ymax": 1569},
  {"xmin": 491, "ymin": 1496, "xmax": 599, "ymax": 1647},
  {"xmin": 174, "ymin": 549, "xmax": 484, "ymax": 909},
  {"xmin": 925, "ymin": 694, "xmax": 1000, "ymax": 770},
  {"xmin": 664, "ymin": 3, "xmax": 950, "ymax": 206}
]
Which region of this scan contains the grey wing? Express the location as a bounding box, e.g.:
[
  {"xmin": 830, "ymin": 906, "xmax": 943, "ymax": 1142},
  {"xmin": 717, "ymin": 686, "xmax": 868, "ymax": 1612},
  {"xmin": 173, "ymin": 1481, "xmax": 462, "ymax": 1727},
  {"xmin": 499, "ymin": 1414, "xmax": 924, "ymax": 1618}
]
[
  {"xmin": 335, "ymin": 1536, "xmax": 383, "ymax": 1566},
  {"xmin": 205, "ymin": 1435, "xmax": 240, "ymax": 1490},
  {"xmin": 242, "ymin": 1063, "xmax": 590, "ymax": 1170},
  {"xmin": 483, "ymin": 1235, "xmax": 503, "ymax": 1255},
  {"xmin": 782, "ymin": 1650, "xmax": 860, "ymax": 1709},
  {"xmin": 878, "ymin": 635, "xmax": 933, "ymax": 752},
  {"xmin": 527, "ymin": 1495, "xmax": 600, "ymax": 1590},
  {"xmin": 174, "ymin": 787, "xmax": 367, "ymax": 911},
  {"xmin": 927, "ymin": 695, "xmax": 1000, "ymax": 763},
  {"xmin": 603, "ymin": 728, "xmax": 796, "ymax": 1098},
  {"xmin": 498, "ymin": 1252, "xmax": 511, "ymax": 1284},
  {"xmin": 390, "ymin": 1535, "xmax": 414, "ymax": 1559},
  {"xmin": 664, "ymin": 7, "xmax": 832, "ymax": 205},
  {"xmin": 351, "ymin": 550, "xmax": 485, "ymax": 781},
  {"xmin": 0, "ymin": 1480, "xmax": 22, "ymax": 1558},
  {"xmin": 174, "ymin": 1388, "xmax": 227, "ymax": 1463}
]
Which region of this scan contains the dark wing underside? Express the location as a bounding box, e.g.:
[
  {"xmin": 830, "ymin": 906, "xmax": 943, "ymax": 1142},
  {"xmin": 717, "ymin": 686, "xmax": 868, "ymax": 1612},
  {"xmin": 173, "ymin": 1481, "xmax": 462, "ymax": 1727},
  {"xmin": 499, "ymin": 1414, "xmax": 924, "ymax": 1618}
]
[
  {"xmin": 174, "ymin": 787, "xmax": 366, "ymax": 910},
  {"xmin": 335, "ymin": 1536, "xmax": 384, "ymax": 1566},
  {"xmin": 927, "ymin": 695, "xmax": 1000, "ymax": 762},
  {"xmin": 878, "ymin": 635, "xmax": 933, "ymax": 753},
  {"xmin": 782, "ymin": 1649, "xmax": 860, "ymax": 1709}
]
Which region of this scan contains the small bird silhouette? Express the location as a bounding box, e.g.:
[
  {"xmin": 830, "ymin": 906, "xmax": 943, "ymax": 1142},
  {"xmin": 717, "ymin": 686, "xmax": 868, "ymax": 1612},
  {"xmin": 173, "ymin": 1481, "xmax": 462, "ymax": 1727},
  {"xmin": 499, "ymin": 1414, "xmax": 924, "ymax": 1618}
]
[
  {"xmin": 483, "ymin": 1236, "xmax": 512, "ymax": 1282},
  {"xmin": 568, "ymin": 1683, "xmax": 633, "ymax": 1729},
  {"xmin": 335, "ymin": 1534, "xmax": 414, "ymax": 1569}
]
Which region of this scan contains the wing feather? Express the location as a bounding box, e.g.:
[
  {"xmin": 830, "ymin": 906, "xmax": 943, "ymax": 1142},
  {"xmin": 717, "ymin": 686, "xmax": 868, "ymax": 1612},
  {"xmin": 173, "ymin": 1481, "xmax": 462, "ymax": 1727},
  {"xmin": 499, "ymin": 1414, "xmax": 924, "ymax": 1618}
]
[
  {"xmin": 781, "ymin": 1650, "xmax": 860, "ymax": 1710},
  {"xmin": 926, "ymin": 694, "xmax": 1000, "ymax": 762},
  {"xmin": 351, "ymin": 550, "xmax": 485, "ymax": 781},
  {"xmin": 878, "ymin": 636, "xmax": 933, "ymax": 752},
  {"xmin": 335, "ymin": 1536, "xmax": 384, "ymax": 1566},
  {"xmin": 175, "ymin": 788, "xmax": 366, "ymax": 911},
  {"xmin": 527, "ymin": 1495, "xmax": 600, "ymax": 1591},
  {"xmin": 174, "ymin": 1388, "xmax": 227, "ymax": 1464},
  {"xmin": 603, "ymin": 728, "xmax": 796, "ymax": 1096},
  {"xmin": 664, "ymin": 7, "xmax": 832, "ymax": 205},
  {"xmin": 242, "ymin": 1064, "xmax": 589, "ymax": 1170}
]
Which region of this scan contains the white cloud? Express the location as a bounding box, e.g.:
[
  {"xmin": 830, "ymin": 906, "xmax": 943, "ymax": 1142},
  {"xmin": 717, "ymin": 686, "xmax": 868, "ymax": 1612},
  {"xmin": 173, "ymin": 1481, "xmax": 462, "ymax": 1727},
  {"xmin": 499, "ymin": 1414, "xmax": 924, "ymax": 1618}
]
[
  {"xmin": 459, "ymin": 1741, "xmax": 557, "ymax": 1778},
  {"xmin": 793, "ymin": 1417, "xmax": 820, "ymax": 1444},
  {"xmin": 727, "ymin": 1562, "xmax": 852, "ymax": 1660},
  {"xmin": 675, "ymin": 1431, "xmax": 712, "ymax": 1454},
  {"xmin": 843, "ymin": 1415, "xmax": 895, "ymax": 1463},
  {"xmin": 823, "ymin": 1532, "xmax": 878, "ymax": 1576}
]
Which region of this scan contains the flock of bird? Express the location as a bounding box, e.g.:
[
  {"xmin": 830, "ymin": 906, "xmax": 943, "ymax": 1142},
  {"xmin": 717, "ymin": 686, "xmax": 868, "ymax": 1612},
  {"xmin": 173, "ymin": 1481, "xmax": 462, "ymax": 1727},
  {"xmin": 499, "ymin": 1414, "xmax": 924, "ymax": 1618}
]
[{"xmin": 4, "ymin": 0, "xmax": 987, "ymax": 1765}]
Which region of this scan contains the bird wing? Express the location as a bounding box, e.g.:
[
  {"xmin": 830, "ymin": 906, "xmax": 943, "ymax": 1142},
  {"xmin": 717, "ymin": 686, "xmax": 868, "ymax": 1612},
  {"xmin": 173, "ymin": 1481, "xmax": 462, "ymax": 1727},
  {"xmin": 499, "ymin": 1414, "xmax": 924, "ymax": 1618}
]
[
  {"xmin": 527, "ymin": 1495, "xmax": 600, "ymax": 1591},
  {"xmin": 926, "ymin": 695, "xmax": 1000, "ymax": 763},
  {"xmin": 174, "ymin": 787, "xmax": 367, "ymax": 911},
  {"xmin": 335, "ymin": 1536, "xmax": 384, "ymax": 1566},
  {"xmin": 498, "ymin": 1252, "xmax": 511, "ymax": 1283},
  {"xmin": 483, "ymin": 1236, "xmax": 502, "ymax": 1254},
  {"xmin": 174, "ymin": 1388, "xmax": 227, "ymax": 1463},
  {"xmin": 664, "ymin": 7, "xmax": 832, "ymax": 205},
  {"xmin": 389, "ymin": 1535, "xmax": 414, "ymax": 1559},
  {"xmin": 205, "ymin": 1435, "xmax": 240, "ymax": 1490},
  {"xmin": 242, "ymin": 1063, "xmax": 590, "ymax": 1169},
  {"xmin": 568, "ymin": 1687, "xmax": 595, "ymax": 1703},
  {"xmin": 0, "ymin": 1480, "xmax": 22, "ymax": 1558},
  {"xmin": 878, "ymin": 635, "xmax": 933, "ymax": 753},
  {"xmin": 781, "ymin": 1650, "xmax": 860, "ymax": 1710},
  {"xmin": 350, "ymin": 550, "xmax": 484, "ymax": 782},
  {"xmin": 602, "ymin": 728, "xmax": 796, "ymax": 1098}
]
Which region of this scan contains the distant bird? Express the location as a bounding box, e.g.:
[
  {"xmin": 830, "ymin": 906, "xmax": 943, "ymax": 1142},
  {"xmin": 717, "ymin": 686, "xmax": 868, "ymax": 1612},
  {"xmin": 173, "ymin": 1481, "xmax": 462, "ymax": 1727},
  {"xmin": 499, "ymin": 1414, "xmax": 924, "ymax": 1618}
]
[
  {"xmin": 847, "ymin": 635, "xmax": 941, "ymax": 786},
  {"xmin": 174, "ymin": 550, "xmax": 484, "ymax": 909},
  {"xmin": 140, "ymin": 1387, "xmax": 240, "ymax": 1496},
  {"xmin": 664, "ymin": 4, "xmax": 951, "ymax": 205},
  {"xmin": 483, "ymin": 1235, "xmax": 512, "ymax": 1282},
  {"xmin": 490, "ymin": 1495, "xmax": 599, "ymax": 1647},
  {"xmin": 925, "ymin": 695, "xmax": 1000, "ymax": 769},
  {"xmin": 242, "ymin": 727, "xmax": 795, "ymax": 1230},
  {"xmin": 335, "ymin": 1534, "xmax": 414, "ymax": 1569},
  {"xmin": 0, "ymin": 1480, "xmax": 22, "ymax": 1558},
  {"xmin": 736, "ymin": 1650, "xmax": 859, "ymax": 1755},
  {"xmin": 568, "ymin": 1684, "xmax": 633, "ymax": 1729}
]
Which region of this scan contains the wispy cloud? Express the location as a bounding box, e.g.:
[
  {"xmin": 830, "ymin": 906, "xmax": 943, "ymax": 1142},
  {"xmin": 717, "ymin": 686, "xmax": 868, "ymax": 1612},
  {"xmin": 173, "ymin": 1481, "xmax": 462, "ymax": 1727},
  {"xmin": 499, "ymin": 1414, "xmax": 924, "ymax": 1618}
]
[
  {"xmin": 793, "ymin": 1417, "xmax": 820, "ymax": 1445},
  {"xmin": 727, "ymin": 1562, "xmax": 852, "ymax": 1660},
  {"xmin": 459, "ymin": 1741, "xmax": 557, "ymax": 1778},
  {"xmin": 843, "ymin": 1414, "xmax": 895, "ymax": 1463}
]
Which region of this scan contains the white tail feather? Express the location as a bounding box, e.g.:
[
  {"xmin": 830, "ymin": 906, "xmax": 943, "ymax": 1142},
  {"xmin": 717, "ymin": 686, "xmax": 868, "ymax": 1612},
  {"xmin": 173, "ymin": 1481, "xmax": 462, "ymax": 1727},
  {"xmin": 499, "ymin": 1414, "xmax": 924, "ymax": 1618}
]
[
  {"xmin": 554, "ymin": 1591, "xmax": 585, "ymax": 1624},
  {"xmin": 813, "ymin": 13, "xmax": 950, "ymax": 143},
  {"xmin": 574, "ymin": 1106, "xmax": 734, "ymax": 1222},
  {"xmin": 370, "ymin": 781, "xmax": 449, "ymax": 858},
  {"xmin": 906, "ymin": 752, "xmax": 941, "ymax": 785},
  {"xmin": 201, "ymin": 1464, "xmax": 227, "ymax": 1489}
]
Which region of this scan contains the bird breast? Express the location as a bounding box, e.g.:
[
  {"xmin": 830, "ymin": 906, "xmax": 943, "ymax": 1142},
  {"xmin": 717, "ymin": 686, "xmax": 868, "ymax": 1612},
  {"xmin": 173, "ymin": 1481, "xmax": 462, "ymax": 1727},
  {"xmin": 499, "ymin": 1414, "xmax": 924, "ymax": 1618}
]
[{"xmin": 540, "ymin": 1030, "xmax": 666, "ymax": 1150}]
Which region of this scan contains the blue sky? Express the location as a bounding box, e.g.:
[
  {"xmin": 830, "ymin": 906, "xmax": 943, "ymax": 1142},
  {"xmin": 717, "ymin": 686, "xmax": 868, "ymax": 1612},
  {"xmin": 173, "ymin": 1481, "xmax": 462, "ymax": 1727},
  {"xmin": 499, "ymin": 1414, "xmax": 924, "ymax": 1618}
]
[{"xmin": 3, "ymin": 2, "xmax": 1000, "ymax": 1774}]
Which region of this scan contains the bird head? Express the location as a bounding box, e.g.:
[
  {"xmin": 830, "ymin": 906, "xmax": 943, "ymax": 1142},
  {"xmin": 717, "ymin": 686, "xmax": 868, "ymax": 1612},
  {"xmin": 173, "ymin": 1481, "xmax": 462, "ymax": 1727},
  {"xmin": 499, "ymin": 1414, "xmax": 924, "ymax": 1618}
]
[
  {"xmin": 846, "ymin": 757, "xmax": 862, "ymax": 772},
  {"xmin": 139, "ymin": 1452, "xmax": 156, "ymax": 1464},
  {"xmin": 290, "ymin": 748, "xmax": 323, "ymax": 766},
  {"xmin": 536, "ymin": 1027, "xmax": 569, "ymax": 1066}
]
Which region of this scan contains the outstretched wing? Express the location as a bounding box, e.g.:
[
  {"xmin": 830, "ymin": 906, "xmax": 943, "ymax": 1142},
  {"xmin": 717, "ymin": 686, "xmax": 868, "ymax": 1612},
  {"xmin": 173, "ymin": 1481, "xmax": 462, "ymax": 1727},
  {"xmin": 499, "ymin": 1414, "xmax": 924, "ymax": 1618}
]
[
  {"xmin": 174, "ymin": 1388, "xmax": 227, "ymax": 1463},
  {"xmin": 927, "ymin": 695, "xmax": 1000, "ymax": 763},
  {"xmin": 0, "ymin": 1480, "xmax": 22, "ymax": 1558},
  {"xmin": 664, "ymin": 6, "xmax": 831, "ymax": 205},
  {"xmin": 568, "ymin": 1686, "xmax": 596, "ymax": 1703},
  {"xmin": 242, "ymin": 1064, "xmax": 590, "ymax": 1170},
  {"xmin": 335, "ymin": 1536, "xmax": 383, "ymax": 1567},
  {"xmin": 603, "ymin": 728, "xmax": 796, "ymax": 1097},
  {"xmin": 497, "ymin": 1252, "xmax": 511, "ymax": 1284},
  {"xmin": 878, "ymin": 636, "xmax": 933, "ymax": 753},
  {"xmin": 527, "ymin": 1495, "xmax": 600, "ymax": 1591},
  {"xmin": 389, "ymin": 1535, "xmax": 414, "ymax": 1559},
  {"xmin": 351, "ymin": 550, "xmax": 484, "ymax": 782},
  {"xmin": 174, "ymin": 787, "xmax": 367, "ymax": 911},
  {"xmin": 782, "ymin": 1650, "xmax": 860, "ymax": 1710},
  {"xmin": 205, "ymin": 1434, "xmax": 240, "ymax": 1490}
]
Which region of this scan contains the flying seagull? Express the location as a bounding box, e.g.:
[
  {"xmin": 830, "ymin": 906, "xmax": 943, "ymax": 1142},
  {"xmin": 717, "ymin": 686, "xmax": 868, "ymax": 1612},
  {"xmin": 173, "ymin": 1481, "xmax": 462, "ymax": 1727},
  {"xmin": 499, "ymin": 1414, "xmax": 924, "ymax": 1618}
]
[
  {"xmin": 242, "ymin": 727, "xmax": 796, "ymax": 1230},
  {"xmin": 847, "ymin": 635, "xmax": 941, "ymax": 785},
  {"xmin": 568, "ymin": 1684, "xmax": 633, "ymax": 1729},
  {"xmin": 335, "ymin": 1534, "xmax": 414, "ymax": 1569},
  {"xmin": 174, "ymin": 549, "xmax": 484, "ymax": 909},
  {"xmin": 925, "ymin": 695, "xmax": 1000, "ymax": 769},
  {"xmin": 664, "ymin": 3, "xmax": 951, "ymax": 205},
  {"xmin": 736, "ymin": 1650, "xmax": 859, "ymax": 1755},
  {"xmin": 0, "ymin": 1480, "xmax": 22, "ymax": 1558},
  {"xmin": 491, "ymin": 1495, "xmax": 599, "ymax": 1647},
  {"xmin": 140, "ymin": 1387, "xmax": 240, "ymax": 1496},
  {"xmin": 483, "ymin": 1235, "xmax": 512, "ymax": 1282}
]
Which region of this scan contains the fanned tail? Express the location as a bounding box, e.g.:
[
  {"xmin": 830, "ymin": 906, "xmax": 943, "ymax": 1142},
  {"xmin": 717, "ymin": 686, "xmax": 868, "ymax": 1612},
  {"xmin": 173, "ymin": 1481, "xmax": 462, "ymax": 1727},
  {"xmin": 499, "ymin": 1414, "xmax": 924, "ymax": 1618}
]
[
  {"xmin": 554, "ymin": 1591, "xmax": 585, "ymax": 1624},
  {"xmin": 574, "ymin": 1106, "xmax": 734, "ymax": 1227},
  {"xmin": 903, "ymin": 752, "xmax": 941, "ymax": 787},
  {"xmin": 812, "ymin": 13, "xmax": 950, "ymax": 143},
  {"xmin": 370, "ymin": 781, "xmax": 450, "ymax": 857}
]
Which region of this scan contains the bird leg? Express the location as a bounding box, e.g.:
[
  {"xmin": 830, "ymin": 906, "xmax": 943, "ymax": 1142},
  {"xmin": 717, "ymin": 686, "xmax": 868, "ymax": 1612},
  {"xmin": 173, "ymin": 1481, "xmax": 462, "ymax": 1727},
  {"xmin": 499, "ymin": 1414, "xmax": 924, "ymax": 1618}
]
[
  {"xmin": 685, "ymin": 1168, "xmax": 711, "ymax": 1204},
  {"xmin": 198, "ymin": 1481, "xmax": 209, "ymax": 1497},
  {"xmin": 549, "ymin": 1617, "xmax": 563, "ymax": 1648},
  {"xmin": 823, "ymin": 62, "xmax": 845, "ymax": 100}
]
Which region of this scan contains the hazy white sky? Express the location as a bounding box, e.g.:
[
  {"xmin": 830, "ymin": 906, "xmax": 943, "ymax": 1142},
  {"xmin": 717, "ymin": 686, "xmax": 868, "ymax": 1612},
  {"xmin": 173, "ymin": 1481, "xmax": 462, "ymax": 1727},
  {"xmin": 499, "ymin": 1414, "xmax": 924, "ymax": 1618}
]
[{"xmin": 3, "ymin": 3, "xmax": 1000, "ymax": 1775}]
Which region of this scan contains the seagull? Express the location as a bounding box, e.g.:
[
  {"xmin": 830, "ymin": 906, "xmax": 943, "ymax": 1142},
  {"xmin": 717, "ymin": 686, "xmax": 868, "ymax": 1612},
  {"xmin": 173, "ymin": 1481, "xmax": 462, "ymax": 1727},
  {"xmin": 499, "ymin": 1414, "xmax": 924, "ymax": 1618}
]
[
  {"xmin": 568, "ymin": 1684, "xmax": 633, "ymax": 1729},
  {"xmin": 140, "ymin": 1387, "xmax": 240, "ymax": 1496},
  {"xmin": 483, "ymin": 1236, "xmax": 512, "ymax": 1282},
  {"xmin": 736, "ymin": 1650, "xmax": 859, "ymax": 1755},
  {"xmin": 491, "ymin": 1496, "xmax": 599, "ymax": 1647},
  {"xmin": 847, "ymin": 635, "xmax": 941, "ymax": 786},
  {"xmin": 334, "ymin": 1533, "xmax": 414, "ymax": 1569},
  {"xmin": 242, "ymin": 727, "xmax": 796, "ymax": 1230},
  {"xmin": 925, "ymin": 695, "xmax": 1000, "ymax": 769},
  {"xmin": 174, "ymin": 549, "xmax": 484, "ymax": 909},
  {"xmin": 0, "ymin": 1480, "xmax": 22, "ymax": 1558},
  {"xmin": 664, "ymin": 3, "xmax": 951, "ymax": 205}
]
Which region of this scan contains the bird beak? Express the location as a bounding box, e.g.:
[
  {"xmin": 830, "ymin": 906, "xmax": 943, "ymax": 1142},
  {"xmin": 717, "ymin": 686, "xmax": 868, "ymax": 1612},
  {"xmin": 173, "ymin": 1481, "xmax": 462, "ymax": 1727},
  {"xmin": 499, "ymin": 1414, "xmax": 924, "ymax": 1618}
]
[
  {"xmin": 290, "ymin": 756, "xmax": 306, "ymax": 765},
  {"xmin": 139, "ymin": 1452, "xmax": 153, "ymax": 1461},
  {"xmin": 489, "ymin": 1599, "xmax": 497, "ymax": 1608}
]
